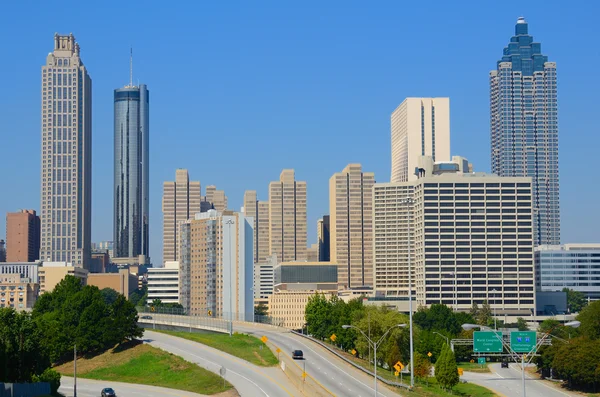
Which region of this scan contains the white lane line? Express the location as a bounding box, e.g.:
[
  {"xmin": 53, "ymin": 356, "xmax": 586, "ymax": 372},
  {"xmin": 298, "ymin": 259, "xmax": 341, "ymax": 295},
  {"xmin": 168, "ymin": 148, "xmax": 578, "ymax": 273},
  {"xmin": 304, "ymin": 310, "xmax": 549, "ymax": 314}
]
[
  {"xmin": 494, "ymin": 371, "xmax": 505, "ymax": 379},
  {"xmin": 150, "ymin": 340, "xmax": 270, "ymax": 397}
]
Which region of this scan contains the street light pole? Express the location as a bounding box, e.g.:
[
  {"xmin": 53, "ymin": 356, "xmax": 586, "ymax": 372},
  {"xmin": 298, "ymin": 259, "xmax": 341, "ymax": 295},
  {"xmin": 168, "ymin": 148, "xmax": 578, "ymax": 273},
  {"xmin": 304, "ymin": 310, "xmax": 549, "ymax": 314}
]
[
  {"xmin": 492, "ymin": 289, "xmax": 498, "ymax": 330},
  {"xmin": 74, "ymin": 343, "xmax": 77, "ymax": 397},
  {"xmin": 226, "ymin": 218, "xmax": 235, "ymax": 337},
  {"xmin": 343, "ymin": 324, "xmax": 406, "ymax": 396},
  {"xmin": 399, "ymin": 197, "xmax": 415, "ymax": 388}
]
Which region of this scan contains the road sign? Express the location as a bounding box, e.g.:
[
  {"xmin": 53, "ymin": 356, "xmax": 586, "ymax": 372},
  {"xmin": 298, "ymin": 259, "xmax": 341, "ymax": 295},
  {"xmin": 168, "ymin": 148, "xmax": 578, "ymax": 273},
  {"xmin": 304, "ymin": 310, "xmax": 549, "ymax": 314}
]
[
  {"xmin": 394, "ymin": 371, "xmax": 400, "ymax": 377},
  {"xmin": 473, "ymin": 331, "xmax": 503, "ymax": 352},
  {"xmin": 208, "ymin": 310, "xmax": 212, "ymax": 316},
  {"xmin": 470, "ymin": 359, "xmax": 475, "ymax": 363},
  {"xmin": 478, "ymin": 357, "xmax": 486, "ymax": 365},
  {"xmin": 330, "ymin": 334, "xmax": 337, "ymax": 342},
  {"xmin": 351, "ymin": 349, "xmax": 356, "ymax": 355},
  {"xmin": 302, "ymin": 372, "xmax": 307, "ymax": 379},
  {"xmin": 510, "ymin": 331, "xmax": 537, "ymax": 353},
  {"xmin": 427, "ymin": 352, "xmax": 432, "ymax": 357},
  {"xmin": 276, "ymin": 347, "xmax": 281, "ymax": 353},
  {"xmin": 261, "ymin": 335, "xmax": 268, "ymax": 343},
  {"xmin": 458, "ymin": 368, "xmax": 464, "ymax": 376}
]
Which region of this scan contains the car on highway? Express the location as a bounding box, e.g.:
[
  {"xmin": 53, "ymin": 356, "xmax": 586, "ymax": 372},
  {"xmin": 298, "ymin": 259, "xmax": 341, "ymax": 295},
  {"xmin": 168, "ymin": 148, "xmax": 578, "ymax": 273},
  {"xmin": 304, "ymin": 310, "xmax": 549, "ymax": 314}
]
[
  {"xmin": 501, "ymin": 360, "xmax": 509, "ymax": 368},
  {"xmin": 101, "ymin": 387, "xmax": 116, "ymax": 397},
  {"xmin": 140, "ymin": 315, "xmax": 152, "ymax": 320},
  {"xmin": 292, "ymin": 350, "xmax": 304, "ymax": 360}
]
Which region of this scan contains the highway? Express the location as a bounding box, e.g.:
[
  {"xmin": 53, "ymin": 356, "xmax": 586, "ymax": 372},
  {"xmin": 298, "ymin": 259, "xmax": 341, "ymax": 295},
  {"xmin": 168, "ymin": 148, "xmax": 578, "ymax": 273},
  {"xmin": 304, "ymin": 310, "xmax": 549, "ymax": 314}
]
[
  {"xmin": 58, "ymin": 376, "xmax": 227, "ymax": 397},
  {"xmin": 145, "ymin": 330, "xmax": 301, "ymax": 397},
  {"xmin": 462, "ymin": 362, "xmax": 579, "ymax": 397},
  {"xmin": 234, "ymin": 323, "xmax": 402, "ymax": 397}
]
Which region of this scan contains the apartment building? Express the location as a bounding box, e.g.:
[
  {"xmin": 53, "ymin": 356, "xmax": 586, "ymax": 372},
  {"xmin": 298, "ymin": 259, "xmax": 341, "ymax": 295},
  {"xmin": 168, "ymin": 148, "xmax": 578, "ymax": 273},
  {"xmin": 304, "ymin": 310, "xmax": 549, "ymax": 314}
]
[
  {"xmin": 147, "ymin": 261, "xmax": 180, "ymax": 304},
  {"xmin": 6, "ymin": 210, "xmax": 40, "ymax": 262},
  {"xmin": 0, "ymin": 274, "xmax": 39, "ymax": 310},
  {"xmin": 254, "ymin": 255, "xmax": 276, "ymax": 305},
  {"xmin": 242, "ymin": 190, "xmax": 270, "ymax": 263},
  {"xmin": 39, "ymin": 262, "xmax": 88, "ymax": 293},
  {"xmin": 205, "ymin": 185, "xmax": 228, "ymax": 212}
]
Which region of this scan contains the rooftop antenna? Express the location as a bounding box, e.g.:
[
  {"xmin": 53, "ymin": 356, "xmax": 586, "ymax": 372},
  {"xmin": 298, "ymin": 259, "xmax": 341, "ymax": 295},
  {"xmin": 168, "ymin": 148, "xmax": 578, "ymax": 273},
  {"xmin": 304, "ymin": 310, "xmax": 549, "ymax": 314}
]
[{"xmin": 129, "ymin": 47, "xmax": 133, "ymax": 87}]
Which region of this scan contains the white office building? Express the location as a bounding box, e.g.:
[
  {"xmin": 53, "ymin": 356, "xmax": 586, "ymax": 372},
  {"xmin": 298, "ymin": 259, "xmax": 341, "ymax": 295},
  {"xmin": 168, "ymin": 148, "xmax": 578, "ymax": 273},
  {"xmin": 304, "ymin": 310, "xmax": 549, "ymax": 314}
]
[
  {"xmin": 147, "ymin": 261, "xmax": 180, "ymax": 304},
  {"xmin": 254, "ymin": 255, "xmax": 276, "ymax": 305}
]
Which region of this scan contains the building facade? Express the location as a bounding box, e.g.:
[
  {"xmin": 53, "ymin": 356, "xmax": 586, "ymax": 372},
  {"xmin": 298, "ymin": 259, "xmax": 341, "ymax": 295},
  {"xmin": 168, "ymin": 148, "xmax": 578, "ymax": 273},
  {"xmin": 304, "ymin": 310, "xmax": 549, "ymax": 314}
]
[
  {"xmin": 269, "ymin": 170, "xmax": 307, "ymax": 262},
  {"xmin": 179, "ymin": 210, "xmax": 254, "ymax": 320},
  {"xmin": 0, "ymin": 240, "xmax": 5, "ymax": 262},
  {"xmin": 6, "ymin": 210, "xmax": 40, "ymax": 262},
  {"xmin": 374, "ymin": 156, "xmax": 536, "ymax": 315},
  {"xmin": 329, "ymin": 164, "xmax": 375, "ymax": 289},
  {"xmin": 40, "ymin": 34, "xmax": 92, "ymax": 269},
  {"xmin": 39, "ymin": 262, "xmax": 88, "ymax": 293},
  {"xmin": 0, "ymin": 274, "xmax": 39, "ymax": 310},
  {"xmin": 0, "ymin": 261, "xmax": 41, "ymax": 283},
  {"xmin": 317, "ymin": 216, "xmax": 330, "ymax": 262},
  {"xmin": 242, "ymin": 190, "xmax": 270, "ymax": 263},
  {"xmin": 390, "ymin": 98, "xmax": 450, "ymax": 183},
  {"xmin": 87, "ymin": 268, "xmax": 137, "ymax": 298},
  {"xmin": 274, "ymin": 261, "xmax": 338, "ymax": 291},
  {"xmin": 268, "ymin": 290, "xmax": 335, "ymax": 330},
  {"xmin": 253, "ymin": 255, "xmax": 276, "ymax": 305},
  {"xmin": 162, "ymin": 169, "xmax": 201, "ymax": 263},
  {"xmin": 536, "ymin": 244, "xmax": 600, "ymax": 301},
  {"xmin": 147, "ymin": 261, "xmax": 179, "ymax": 304},
  {"xmin": 490, "ymin": 17, "xmax": 560, "ymax": 245},
  {"xmin": 114, "ymin": 84, "xmax": 149, "ymax": 260},
  {"xmin": 205, "ymin": 185, "xmax": 228, "ymax": 212}
]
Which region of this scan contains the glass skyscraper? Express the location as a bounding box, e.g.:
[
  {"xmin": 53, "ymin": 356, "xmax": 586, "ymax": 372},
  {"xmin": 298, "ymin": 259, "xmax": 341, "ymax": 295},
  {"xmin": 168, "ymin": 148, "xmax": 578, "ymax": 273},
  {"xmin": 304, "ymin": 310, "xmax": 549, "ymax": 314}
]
[
  {"xmin": 114, "ymin": 84, "xmax": 149, "ymax": 259},
  {"xmin": 490, "ymin": 17, "xmax": 560, "ymax": 245},
  {"xmin": 40, "ymin": 34, "xmax": 92, "ymax": 268}
]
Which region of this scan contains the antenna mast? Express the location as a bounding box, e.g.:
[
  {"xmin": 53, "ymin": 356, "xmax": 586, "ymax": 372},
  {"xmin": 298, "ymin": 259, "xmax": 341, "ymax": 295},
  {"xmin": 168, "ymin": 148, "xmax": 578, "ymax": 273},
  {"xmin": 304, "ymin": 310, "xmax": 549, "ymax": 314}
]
[{"xmin": 129, "ymin": 47, "xmax": 133, "ymax": 87}]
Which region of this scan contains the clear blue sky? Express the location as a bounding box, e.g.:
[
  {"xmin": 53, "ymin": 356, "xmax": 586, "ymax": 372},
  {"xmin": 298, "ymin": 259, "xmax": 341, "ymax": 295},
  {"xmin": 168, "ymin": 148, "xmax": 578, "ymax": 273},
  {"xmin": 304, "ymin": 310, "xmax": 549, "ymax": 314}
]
[{"xmin": 1, "ymin": 1, "xmax": 599, "ymax": 265}]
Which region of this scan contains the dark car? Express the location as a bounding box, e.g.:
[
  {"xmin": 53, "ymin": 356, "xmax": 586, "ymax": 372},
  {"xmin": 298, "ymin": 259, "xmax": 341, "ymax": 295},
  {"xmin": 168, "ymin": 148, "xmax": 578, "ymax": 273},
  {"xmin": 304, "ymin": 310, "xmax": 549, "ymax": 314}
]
[
  {"xmin": 501, "ymin": 361, "xmax": 509, "ymax": 368},
  {"xmin": 292, "ymin": 350, "xmax": 304, "ymax": 360},
  {"xmin": 101, "ymin": 387, "xmax": 116, "ymax": 397},
  {"xmin": 140, "ymin": 315, "xmax": 152, "ymax": 320}
]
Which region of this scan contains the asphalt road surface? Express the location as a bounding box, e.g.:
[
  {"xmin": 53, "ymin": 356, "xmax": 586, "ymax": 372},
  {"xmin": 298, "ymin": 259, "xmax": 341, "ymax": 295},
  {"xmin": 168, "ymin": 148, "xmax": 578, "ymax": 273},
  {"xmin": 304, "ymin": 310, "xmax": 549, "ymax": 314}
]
[
  {"xmin": 462, "ymin": 362, "xmax": 579, "ymax": 397},
  {"xmin": 234, "ymin": 323, "xmax": 402, "ymax": 397},
  {"xmin": 59, "ymin": 376, "xmax": 216, "ymax": 397},
  {"xmin": 145, "ymin": 330, "xmax": 300, "ymax": 397}
]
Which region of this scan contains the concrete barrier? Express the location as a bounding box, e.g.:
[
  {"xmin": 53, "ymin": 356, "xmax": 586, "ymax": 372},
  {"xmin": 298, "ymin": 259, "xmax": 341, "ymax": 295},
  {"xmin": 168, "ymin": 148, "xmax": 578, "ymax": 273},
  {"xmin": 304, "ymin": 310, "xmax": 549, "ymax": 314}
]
[{"xmin": 0, "ymin": 382, "xmax": 50, "ymax": 397}]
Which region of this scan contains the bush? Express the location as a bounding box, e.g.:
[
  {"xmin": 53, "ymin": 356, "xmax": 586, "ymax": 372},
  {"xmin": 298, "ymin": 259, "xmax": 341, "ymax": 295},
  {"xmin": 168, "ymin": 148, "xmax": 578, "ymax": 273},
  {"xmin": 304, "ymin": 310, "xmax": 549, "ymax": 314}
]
[{"xmin": 33, "ymin": 368, "xmax": 61, "ymax": 395}]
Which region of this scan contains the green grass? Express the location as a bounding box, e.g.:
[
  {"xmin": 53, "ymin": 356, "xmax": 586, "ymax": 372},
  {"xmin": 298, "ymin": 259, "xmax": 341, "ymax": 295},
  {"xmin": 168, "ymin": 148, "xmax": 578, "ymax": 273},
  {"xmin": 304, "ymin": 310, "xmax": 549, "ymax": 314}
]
[
  {"xmin": 154, "ymin": 329, "xmax": 279, "ymax": 367},
  {"xmin": 458, "ymin": 361, "xmax": 492, "ymax": 373},
  {"xmin": 54, "ymin": 341, "xmax": 231, "ymax": 395}
]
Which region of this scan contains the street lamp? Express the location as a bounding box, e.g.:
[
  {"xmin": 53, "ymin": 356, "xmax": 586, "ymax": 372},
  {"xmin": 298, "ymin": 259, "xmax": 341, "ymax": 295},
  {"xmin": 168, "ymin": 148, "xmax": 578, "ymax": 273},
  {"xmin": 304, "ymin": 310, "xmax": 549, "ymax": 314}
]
[
  {"xmin": 491, "ymin": 289, "xmax": 498, "ymax": 330},
  {"xmin": 432, "ymin": 331, "xmax": 449, "ymax": 346},
  {"xmin": 399, "ymin": 196, "xmax": 415, "ymax": 388},
  {"xmin": 462, "ymin": 321, "xmax": 580, "ymax": 397},
  {"xmin": 225, "ymin": 218, "xmax": 235, "ymax": 337},
  {"xmin": 343, "ymin": 324, "xmax": 406, "ymax": 396}
]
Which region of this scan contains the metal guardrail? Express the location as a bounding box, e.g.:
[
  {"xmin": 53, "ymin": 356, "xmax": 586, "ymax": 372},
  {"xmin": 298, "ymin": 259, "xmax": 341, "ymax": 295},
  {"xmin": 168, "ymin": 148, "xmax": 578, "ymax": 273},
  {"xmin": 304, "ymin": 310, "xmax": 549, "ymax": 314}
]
[
  {"xmin": 137, "ymin": 311, "xmax": 230, "ymax": 334},
  {"xmin": 291, "ymin": 331, "xmax": 411, "ymax": 390}
]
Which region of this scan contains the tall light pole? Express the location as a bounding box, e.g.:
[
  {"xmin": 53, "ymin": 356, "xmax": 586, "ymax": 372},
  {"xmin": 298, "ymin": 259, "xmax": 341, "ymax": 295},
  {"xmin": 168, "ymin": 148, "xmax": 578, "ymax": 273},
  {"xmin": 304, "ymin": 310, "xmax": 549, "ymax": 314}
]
[
  {"xmin": 225, "ymin": 218, "xmax": 235, "ymax": 337},
  {"xmin": 399, "ymin": 197, "xmax": 415, "ymax": 388},
  {"xmin": 74, "ymin": 343, "xmax": 77, "ymax": 397},
  {"xmin": 491, "ymin": 288, "xmax": 498, "ymax": 330},
  {"xmin": 343, "ymin": 324, "xmax": 406, "ymax": 396}
]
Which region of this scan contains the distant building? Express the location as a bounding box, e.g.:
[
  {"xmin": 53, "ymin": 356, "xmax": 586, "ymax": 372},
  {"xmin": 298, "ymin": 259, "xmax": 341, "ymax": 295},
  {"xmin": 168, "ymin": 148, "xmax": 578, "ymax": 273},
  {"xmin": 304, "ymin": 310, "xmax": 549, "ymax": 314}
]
[
  {"xmin": 253, "ymin": 255, "xmax": 276, "ymax": 306},
  {"xmin": 147, "ymin": 261, "xmax": 180, "ymax": 304},
  {"xmin": 0, "ymin": 261, "xmax": 42, "ymax": 283},
  {"xmin": 274, "ymin": 261, "xmax": 338, "ymax": 291},
  {"xmin": 268, "ymin": 290, "xmax": 336, "ymax": 330},
  {"xmin": 317, "ymin": 216, "xmax": 330, "ymax": 262},
  {"xmin": 6, "ymin": 210, "xmax": 40, "ymax": 262},
  {"xmin": 90, "ymin": 250, "xmax": 110, "ymax": 273},
  {"xmin": 39, "ymin": 262, "xmax": 88, "ymax": 293},
  {"xmin": 0, "ymin": 274, "xmax": 39, "ymax": 310},
  {"xmin": 306, "ymin": 244, "xmax": 319, "ymax": 262},
  {"xmin": 162, "ymin": 169, "xmax": 201, "ymax": 263},
  {"xmin": 242, "ymin": 190, "xmax": 270, "ymax": 263},
  {"xmin": 329, "ymin": 164, "xmax": 375, "ymax": 289},
  {"xmin": 269, "ymin": 170, "xmax": 307, "ymax": 262},
  {"xmin": 390, "ymin": 98, "xmax": 450, "ymax": 183},
  {"xmin": 205, "ymin": 185, "xmax": 228, "ymax": 212},
  {"xmin": 179, "ymin": 210, "xmax": 254, "ymax": 320},
  {"xmin": 87, "ymin": 268, "xmax": 137, "ymax": 298},
  {"xmin": 536, "ymin": 244, "xmax": 600, "ymax": 301},
  {"xmin": 92, "ymin": 241, "xmax": 114, "ymax": 259},
  {"xmin": 0, "ymin": 240, "xmax": 5, "ymax": 262}
]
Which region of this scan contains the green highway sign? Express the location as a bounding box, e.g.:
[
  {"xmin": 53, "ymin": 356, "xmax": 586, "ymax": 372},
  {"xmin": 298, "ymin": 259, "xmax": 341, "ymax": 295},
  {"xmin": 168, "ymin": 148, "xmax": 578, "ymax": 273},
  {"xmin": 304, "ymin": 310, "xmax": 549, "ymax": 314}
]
[
  {"xmin": 473, "ymin": 331, "xmax": 503, "ymax": 352},
  {"xmin": 478, "ymin": 357, "xmax": 486, "ymax": 365},
  {"xmin": 510, "ymin": 331, "xmax": 537, "ymax": 353}
]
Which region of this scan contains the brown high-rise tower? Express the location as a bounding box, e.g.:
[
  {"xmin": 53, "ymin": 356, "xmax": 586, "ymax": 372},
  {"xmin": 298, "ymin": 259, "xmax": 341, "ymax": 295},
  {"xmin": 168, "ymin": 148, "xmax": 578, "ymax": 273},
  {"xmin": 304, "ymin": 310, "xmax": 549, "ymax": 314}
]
[{"xmin": 6, "ymin": 210, "xmax": 41, "ymax": 262}]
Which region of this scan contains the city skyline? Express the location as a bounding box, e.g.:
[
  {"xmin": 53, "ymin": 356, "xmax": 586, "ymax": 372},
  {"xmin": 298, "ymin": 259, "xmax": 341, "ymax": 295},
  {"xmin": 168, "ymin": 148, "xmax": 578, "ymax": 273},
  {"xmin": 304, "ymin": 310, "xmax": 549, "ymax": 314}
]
[{"xmin": 1, "ymin": 2, "xmax": 599, "ymax": 266}]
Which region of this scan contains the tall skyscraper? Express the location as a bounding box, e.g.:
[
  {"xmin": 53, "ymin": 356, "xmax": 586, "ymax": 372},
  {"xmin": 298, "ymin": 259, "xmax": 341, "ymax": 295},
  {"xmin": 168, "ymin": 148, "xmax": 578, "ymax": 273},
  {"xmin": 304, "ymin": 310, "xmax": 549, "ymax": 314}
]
[
  {"xmin": 114, "ymin": 78, "xmax": 149, "ymax": 260},
  {"xmin": 242, "ymin": 190, "xmax": 270, "ymax": 263},
  {"xmin": 490, "ymin": 17, "xmax": 560, "ymax": 245},
  {"xmin": 162, "ymin": 169, "xmax": 201, "ymax": 263},
  {"xmin": 269, "ymin": 170, "xmax": 307, "ymax": 262},
  {"xmin": 391, "ymin": 98, "xmax": 450, "ymax": 183},
  {"xmin": 205, "ymin": 185, "xmax": 228, "ymax": 212},
  {"xmin": 40, "ymin": 34, "xmax": 92, "ymax": 268},
  {"xmin": 317, "ymin": 216, "xmax": 330, "ymax": 262},
  {"xmin": 329, "ymin": 164, "xmax": 375, "ymax": 288},
  {"xmin": 6, "ymin": 210, "xmax": 40, "ymax": 262}
]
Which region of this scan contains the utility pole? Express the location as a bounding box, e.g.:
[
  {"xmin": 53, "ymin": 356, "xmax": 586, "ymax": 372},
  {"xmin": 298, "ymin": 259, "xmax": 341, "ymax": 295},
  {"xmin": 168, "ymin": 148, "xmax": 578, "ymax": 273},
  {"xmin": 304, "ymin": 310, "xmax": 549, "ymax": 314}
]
[{"xmin": 74, "ymin": 344, "xmax": 77, "ymax": 397}]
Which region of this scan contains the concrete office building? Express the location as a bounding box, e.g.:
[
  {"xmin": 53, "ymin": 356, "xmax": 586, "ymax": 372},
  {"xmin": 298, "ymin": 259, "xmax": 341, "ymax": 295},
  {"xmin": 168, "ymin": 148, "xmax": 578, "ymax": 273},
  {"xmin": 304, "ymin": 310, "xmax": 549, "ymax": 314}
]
[
  {"xmin": 274, "ymin": 261, "xmax": 338, "ymax": 291},
  {"xmin": 205, "ymin": 185, "xmax": 228, "ymax": 212},
  {"xmin": 0, "ymin": 274, "xmax": 39, "ymax": 310},
  {"xmin": 92, "ymin": 241, "xmax": 114, "ymax": 259},
  {"xmin": 390, "ymin": 98, "xmax": 450, "ymax": 183},
  {"xmin": 491, "ymin": 18, "xmax": 560, "ymax": 245},
  {"xmin": 329, "ymin": 164, "xmax": 375, "ymax": 289},
  {"xmin": 39, "ymin": 262, "xmax": 88, "ymax": 293},
  {"xmin": 0, "ymin": 240, "xmax": 5, "ymax": 262},
  {"xmin": 0, "ymin": 261, "xmax": 42, "ymax": 283},
  {"xmin": 269, "ymin": 170, "xmax": 307, "ymax": 262},
  {"xmin": 242, "ymin": 190, "xmax": 270, "ymax": 263},
  {"xmin": 87, "ymin": 268, "xmax": 137, "ymax": 298},
  {"xmin": 114, "ymin": 81, "xmax": 150, "ymax": 261},
  {"xmin": 268, "ymin": 290, "xmax": 336, "ymax": 330},
  {"xmin": 306, "ymin": 244, "xmax": 319, "ymax": 262},
  {"xmin": 536, "ymin": 244, "xmax": 600, "ymax": 301},
  {"xmin": 374, "ymin": 155, "xmax": 536, "ymax": 315},
  {"xmin": 317, "ymin": 216, "xmax": 330, "ymax": 262},
  {"xmin": 254, "ymin": 255, "xmax": 276, "ymax": 306},
  {"xmin": 179, "ymin": 210, "xmax": 254, "ymax": 321},
  {"xmin": 40, "ymin": 34, "xmax": 92, "ymax": 269},
  {"xmin": 147, "ymin": 261, "xmax": 179, "ymax": 304},
  {"xmin": 6, "ymin": 210, "xmax": 40, "ymax": 262},
  {"xmin": 162, "ymin": 169, "xmax": 201, "ymax": 263},
  {"xmin": 90, "ymin": 250, "xmax": 110, "ymax": 273}
]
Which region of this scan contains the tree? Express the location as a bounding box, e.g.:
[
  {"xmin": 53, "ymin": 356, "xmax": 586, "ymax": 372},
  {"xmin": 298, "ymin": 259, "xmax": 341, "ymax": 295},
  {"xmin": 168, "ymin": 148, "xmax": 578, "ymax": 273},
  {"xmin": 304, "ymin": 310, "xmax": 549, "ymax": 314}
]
[
  {"xmin": 386, "ymin": 342, "xmax": 402, "ymax": 370},
  {"xmin": 477, "ymin": 300, "xmax": 493, "ymax": 326},
  {"xmin": 577, "ymin": 300, "xmax": 600, "ymax": 340},
  {"xmin": 435, "ymin": 344, "xmax": 459, "ymax": 391},
  {"xmin": 517, "ymin": 317, "xmax": 529, "ymax": 331},
  {"xmin": 254, "ymin": 303, "xmax": 269, "ymax": 317},
  {"xmin": 32, "ymin": 368, "xmax": 61, "ymax": 395},
  {"xmin": 151, "ymin": 298, "xmax": 162, "ymax": 308},
  {"xmin": 129, "ymin": 286, "xmax": 148, "ymax": 307},
  {"xmin": 413, "ymin": 352, "xmax": 432, "ymax": 380},
  {"xmin": 413, "ymin": 304, "xmax": 461, "ymax": 335},
  {"xmin": 434, "ymin": 343, "xmax": 448, "ymax": 387},
  {"xmin": 551, "ymin": 337, "xmax": 600, "ymax": 391},
  {"xmin": 563, "ymin": 288, "xmax": 587, "ymax": 313},
  {"xmin": 469, "ymin": 302, "xmax": 479, "ymax": 318},
  {"xmin": 110, "ymin": 295, "xmax": 144, "ymax": 342},
  {"xmin": 100, "ymin": 288, "xmax": 119, "ymax": 306}
]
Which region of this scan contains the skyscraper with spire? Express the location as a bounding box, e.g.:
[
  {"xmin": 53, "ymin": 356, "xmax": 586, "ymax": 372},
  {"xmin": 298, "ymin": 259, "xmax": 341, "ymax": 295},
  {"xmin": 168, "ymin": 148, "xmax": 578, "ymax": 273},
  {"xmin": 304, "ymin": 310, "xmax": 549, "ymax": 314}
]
[
  {"xmin": 113, "ymin": 51, "xmax": 150, "ymax": 260},
  {"xmin": 40, "ymin": 34, "xmax": 92, "ymax": 268},
  {"xmin": 490, "ymin": 17, "xmax": 560, "ymax": 245}
]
